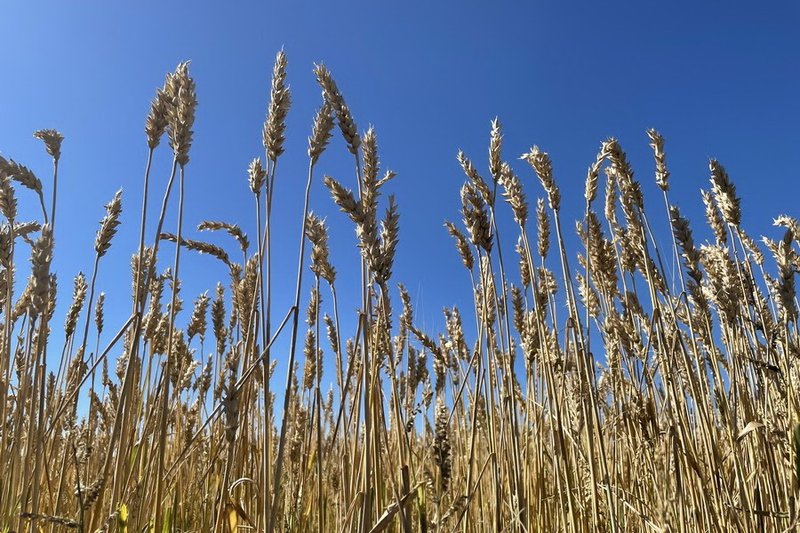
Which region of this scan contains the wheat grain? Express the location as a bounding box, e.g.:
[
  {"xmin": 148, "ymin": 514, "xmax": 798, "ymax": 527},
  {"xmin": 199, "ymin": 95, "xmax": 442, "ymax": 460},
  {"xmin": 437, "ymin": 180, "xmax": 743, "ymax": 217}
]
[
  {"xmin": 94, "ymin": 190, "xmax": 123, "ymax": 257},
  {"xmin": 263, "ymin": 50, "xmax": 292, "ymax": 162},
  {"xmin": 33, "ymin": 129, "xmax": 64, "ymax": 162}
]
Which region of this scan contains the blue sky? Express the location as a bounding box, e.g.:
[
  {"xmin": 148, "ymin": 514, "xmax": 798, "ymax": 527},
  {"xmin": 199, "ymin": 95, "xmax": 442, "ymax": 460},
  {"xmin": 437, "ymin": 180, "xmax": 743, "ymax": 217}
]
[{"xmin": 0, "ymin": 1, "xmax": 798, "ymax": 388}]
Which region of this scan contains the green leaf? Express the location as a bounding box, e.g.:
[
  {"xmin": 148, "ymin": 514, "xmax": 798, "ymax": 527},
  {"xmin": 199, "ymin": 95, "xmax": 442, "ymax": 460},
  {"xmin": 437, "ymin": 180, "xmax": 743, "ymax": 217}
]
[
  {"xmin": 793, "ymin": 424, "xmax": 800, "ymax": 489},
  {"xmin": 118, "ymin": 504, "xmax": 129, "ymax": 533},
  {"xmin": 162, "ymin": 506, "xmax": 173, "ymax": 533}
]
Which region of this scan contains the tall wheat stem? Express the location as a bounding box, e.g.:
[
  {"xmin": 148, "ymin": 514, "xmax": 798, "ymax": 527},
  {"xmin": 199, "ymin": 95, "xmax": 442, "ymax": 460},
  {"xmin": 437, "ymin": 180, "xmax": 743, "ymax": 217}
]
[
  {"xmin": 268, "ymin": 158, "xmax": 316, "ymax": 533},
  {"xmin": 154, "ymin": 162, "xmax": 186, "ymax": 532}
]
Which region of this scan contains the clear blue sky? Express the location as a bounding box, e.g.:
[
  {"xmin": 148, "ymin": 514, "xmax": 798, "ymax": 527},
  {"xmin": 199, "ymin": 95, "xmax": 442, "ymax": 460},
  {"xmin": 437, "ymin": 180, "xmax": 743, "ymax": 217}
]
[{"xmin": 1, "ymin": 1, "xmax": 798, "ymax": 385}]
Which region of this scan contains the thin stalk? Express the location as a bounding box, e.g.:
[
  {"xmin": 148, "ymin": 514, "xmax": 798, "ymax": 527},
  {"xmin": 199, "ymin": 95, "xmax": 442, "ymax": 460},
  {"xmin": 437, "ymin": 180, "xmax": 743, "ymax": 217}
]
[
  {"xmin": 268, "ymin": 159, "xmax": 316, "ymax": 533},
  {"xmin": 0, "ymin": 217, "xmax": 14, "ymax": 510},
  {"xmin": 313, "ymin": 275, "xmax": 324, "ymax": 533},
  {"xmin": 97, "ymin": 150, "xmax": 169, "ymax": 526},
  {"xmin": 154, "ymin": 161, "xmax": 186, "ymax": 533},
  {"xmin": 50, "ymin": 158, "xmax": 59, "ymax": 230},
  {"xmin": 253, "ymin": 189, "xmax": 271, "ymax": 528}
]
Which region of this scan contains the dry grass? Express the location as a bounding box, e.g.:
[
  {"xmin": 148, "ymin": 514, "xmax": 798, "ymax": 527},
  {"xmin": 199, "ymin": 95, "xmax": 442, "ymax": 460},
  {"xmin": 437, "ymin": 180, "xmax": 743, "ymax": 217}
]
[{"xmin": 1, "ymin": 51, "xmax": 799, "ymax": 533}]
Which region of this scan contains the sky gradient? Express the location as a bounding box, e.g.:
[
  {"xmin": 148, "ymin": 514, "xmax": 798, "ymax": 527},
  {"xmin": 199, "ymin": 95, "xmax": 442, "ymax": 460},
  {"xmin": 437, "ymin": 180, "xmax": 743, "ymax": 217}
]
[{"xmin": 0, "ymin": 1, "xmax": 798, "ymax": 388}]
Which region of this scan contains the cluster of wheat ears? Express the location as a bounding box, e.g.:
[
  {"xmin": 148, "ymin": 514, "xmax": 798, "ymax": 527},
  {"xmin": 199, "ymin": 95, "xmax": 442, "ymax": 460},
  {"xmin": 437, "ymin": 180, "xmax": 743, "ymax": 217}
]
[{"xmin": 1, "ymin": 51, "xmax": 799, "ymax": 533}]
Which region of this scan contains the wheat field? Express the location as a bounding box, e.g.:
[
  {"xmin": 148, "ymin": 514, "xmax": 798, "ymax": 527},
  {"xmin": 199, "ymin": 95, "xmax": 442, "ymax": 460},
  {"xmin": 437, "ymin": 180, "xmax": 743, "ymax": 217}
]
[{"xmin": 1, "ymin": 52, "xmax": 799, "ymax": 532}]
